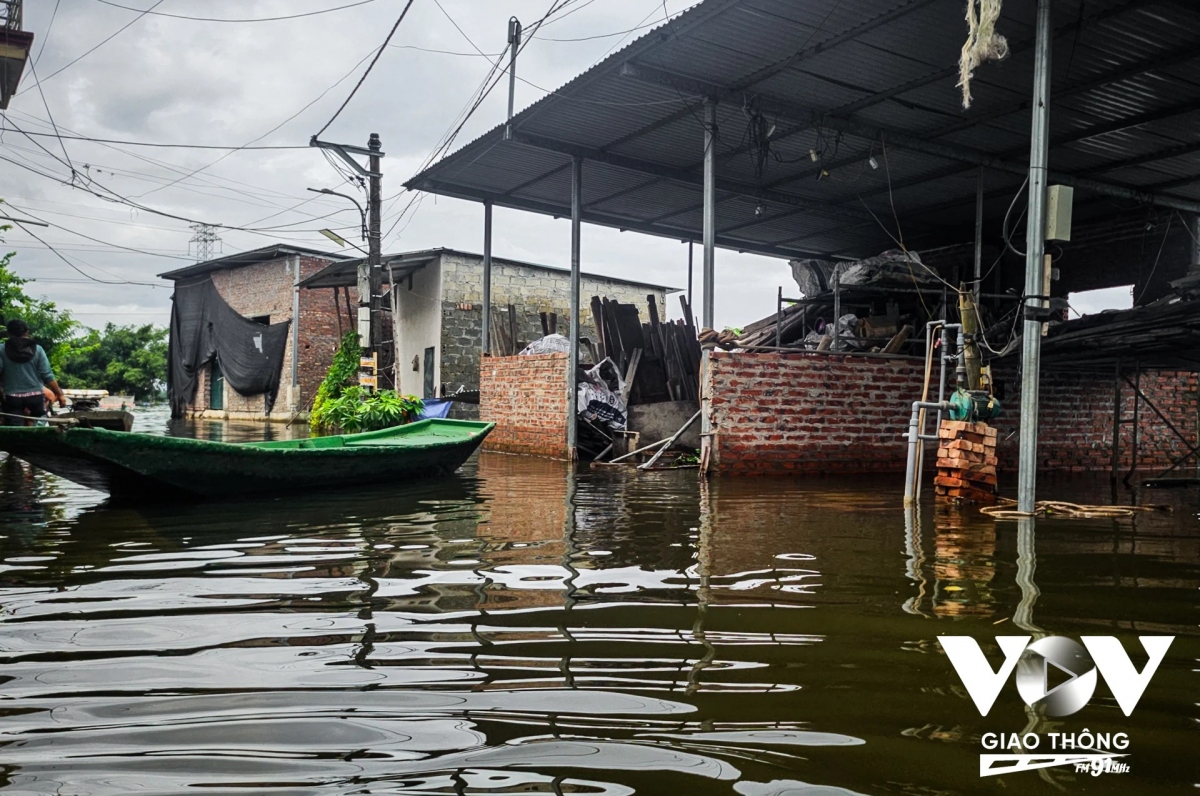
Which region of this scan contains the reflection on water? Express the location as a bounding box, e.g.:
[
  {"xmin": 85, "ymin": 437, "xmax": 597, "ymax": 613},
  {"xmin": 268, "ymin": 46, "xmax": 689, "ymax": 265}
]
[{"xmin": 0, "ymin": 413, "xmax": 1197, "ymax": 794}]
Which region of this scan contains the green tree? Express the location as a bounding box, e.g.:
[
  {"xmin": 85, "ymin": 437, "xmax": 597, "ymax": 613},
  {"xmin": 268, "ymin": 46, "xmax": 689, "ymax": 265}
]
[
  {"xmin": 58, "ymin": 323, "xmax": 168, "ymax": 401},
  {"xmin": 0, "ymin": 205, "xmax": 80, "ymax": 371}
]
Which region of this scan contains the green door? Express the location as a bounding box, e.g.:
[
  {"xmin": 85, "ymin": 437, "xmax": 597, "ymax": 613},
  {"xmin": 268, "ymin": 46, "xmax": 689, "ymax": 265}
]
[{"xmin": 209, "ymin": 360, "xmax": 225, "ymax": 410}]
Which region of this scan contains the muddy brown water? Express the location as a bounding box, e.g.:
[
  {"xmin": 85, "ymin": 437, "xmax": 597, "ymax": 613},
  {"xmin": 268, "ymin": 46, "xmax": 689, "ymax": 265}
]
[{"xmin": 0, "ymin": 408, "xmax": 1196, "ymax": 794}]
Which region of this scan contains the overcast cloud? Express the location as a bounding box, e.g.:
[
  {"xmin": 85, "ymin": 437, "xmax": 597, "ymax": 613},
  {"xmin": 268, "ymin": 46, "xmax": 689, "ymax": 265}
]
[{"xmin": 1, "ymin": 0, "xmax": 795, "ymax": 332}]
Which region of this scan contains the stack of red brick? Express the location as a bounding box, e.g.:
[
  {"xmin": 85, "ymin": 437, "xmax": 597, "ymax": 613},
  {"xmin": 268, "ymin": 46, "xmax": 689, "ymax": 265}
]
[{"xmin": 934, "ymin": 420, "xmax": 998, "ymax": 504}]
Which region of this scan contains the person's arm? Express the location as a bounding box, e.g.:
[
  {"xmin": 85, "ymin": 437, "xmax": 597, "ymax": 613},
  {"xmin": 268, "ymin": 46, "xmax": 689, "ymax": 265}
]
[
  {"xmin": 45, "ymin": 379, "xmax": 66, "ymax": 407},
  {"xmin": 36, "ymin": 349, "xmax": 66, "ymax": 406}
]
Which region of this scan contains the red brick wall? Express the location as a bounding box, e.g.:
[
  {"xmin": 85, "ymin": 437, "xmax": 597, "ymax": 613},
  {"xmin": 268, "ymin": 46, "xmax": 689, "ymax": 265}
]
[
  {"xmin": 297, "ymin": 257, "xmax": 357, "ymax": 408},
  {"xmin": 708, "ymin": 352, "xmax": 1200, "ymax": 476},
  {"xmin": 991, "ymin": 369, "xmax": 1199, "ymax": 473},
  {"xmin": 709, "ymin": 351, "xmax": 928, "ymax": 474},
  {"xmin": 479, "ymin": 353, "xmax": 569, "ymax": 458},
  {"xmin": 187, "ymin": 255, "xmax": 352, "ymax": 414}
]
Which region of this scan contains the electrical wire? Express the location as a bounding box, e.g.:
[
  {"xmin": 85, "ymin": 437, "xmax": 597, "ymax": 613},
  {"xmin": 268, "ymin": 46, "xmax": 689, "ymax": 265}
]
[
  {"xmin": 0, "ymin": 128, "xmax": 307, "ymax": 150},
  {"xmin": 4, "ymin": 200, "xmax": 193, "ymax": 261},
  {"xmin": 8, "ymin": 220, "xmax": 167, "ymax": 287},
  {"xmin": 130, "ymin": 43, "xmax": 381, "ymax": 198},
  {"xmin": 313, "ymin": 0, "xmax": 416, "ymax": 137},
  {"xmin": 1135, "ymin": 212, "xmax": 1172, "ymax": 304},
  {"xmin": 31, "ymin": 0, "xmax": 62, "ymax": 68},
  {"xmin": 1001, "ymin": 175, "xmax": 1029, "ymax": 257},
  {"xmin": 94, "ymin": 0, "xmax": 379, "ymax": 23},
  {"xmin": 18, "ymin": 1, "xmax": 164, "ymax": 93}
]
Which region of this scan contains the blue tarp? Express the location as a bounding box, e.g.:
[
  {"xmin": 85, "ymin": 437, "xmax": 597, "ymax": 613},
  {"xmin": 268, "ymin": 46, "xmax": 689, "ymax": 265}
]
[{"xmin": 417, "ymin": 399, "xmax": 453, "ymax": 420}]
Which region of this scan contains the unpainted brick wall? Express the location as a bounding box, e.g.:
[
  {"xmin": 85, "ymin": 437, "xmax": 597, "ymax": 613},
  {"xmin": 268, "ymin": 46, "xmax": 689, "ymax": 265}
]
[
  {"xmin": 439, "ymin": 252, "xmax": 671, "ymax": 419},
  {"xmin": 479, "ymin": 353, "xmax": 569, "ymax": 459},
  {"xmin": 709, "ymin": 352, "xmax": 927, "ymax": 474},
  {"xmin": 991, "ymin": 368, "xmax": 1199, "ymax": 473},
  {"xmin": 186, "ymin": 255, "xmax": 352, "ymax": 414},
  {"xmin": 708, "ymin": 352, "xmax": 1200, "ymax": 476}
]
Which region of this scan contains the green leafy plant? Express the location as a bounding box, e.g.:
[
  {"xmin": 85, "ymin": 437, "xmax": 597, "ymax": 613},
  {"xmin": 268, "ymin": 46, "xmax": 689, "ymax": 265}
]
[
  {"xmin": 310, "ymin": 334, "xmax": 423, "ymax": 432},
  {"xmin": 315, "ymin": 386, "xmax": 423, "ymax": 433},
  {"xmin": 310, "ymin": 332, "xmax": 361, "ymax": 430}
]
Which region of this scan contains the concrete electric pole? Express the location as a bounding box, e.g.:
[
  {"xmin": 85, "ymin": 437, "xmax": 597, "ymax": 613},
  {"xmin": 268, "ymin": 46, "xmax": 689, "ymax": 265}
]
[{"xmin": 309, "ymin": 134, "xmax": 385, "ymax": 389}]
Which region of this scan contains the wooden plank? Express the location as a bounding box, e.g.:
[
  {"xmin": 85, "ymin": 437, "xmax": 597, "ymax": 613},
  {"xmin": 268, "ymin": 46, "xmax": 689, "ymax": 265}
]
[
  {"xmin": 621, "ymin": 349, "xmax": 642, "ymax": 404},
  {"xmin": 590, "ymin": 296, "xmax": 607, "ymax": 361}
]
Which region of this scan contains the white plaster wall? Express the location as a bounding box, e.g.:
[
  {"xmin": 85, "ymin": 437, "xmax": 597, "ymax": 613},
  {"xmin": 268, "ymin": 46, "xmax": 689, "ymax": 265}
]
[{"xmin": 394, "ymin": 258, "xmax": 444, "ymax": 397}]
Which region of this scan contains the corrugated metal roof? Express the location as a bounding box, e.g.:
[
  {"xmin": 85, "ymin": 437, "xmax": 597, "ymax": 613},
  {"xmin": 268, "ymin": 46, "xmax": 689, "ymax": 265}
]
[
  {"xmin": 407, "ymin": 0, "xmax": 1200, "ymax": 261},
  {"xmin": 158, "ymin": 244, "xmax": 349, "ymax": 281},
  {"xmin": 300, "ymin": 248, "xmax": 682, "ymax": 291}
]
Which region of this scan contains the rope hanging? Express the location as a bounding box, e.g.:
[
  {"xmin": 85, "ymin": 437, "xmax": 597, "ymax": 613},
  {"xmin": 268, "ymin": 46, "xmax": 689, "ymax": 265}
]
[{"xmin": 957, "ymin": 0, "xmax": 1009, "ymax": 109}]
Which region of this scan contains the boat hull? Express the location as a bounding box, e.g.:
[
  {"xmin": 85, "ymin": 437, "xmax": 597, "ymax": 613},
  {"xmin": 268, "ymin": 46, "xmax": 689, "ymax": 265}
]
[{"xmin": 0, "ymin": 419, "xmax": 494, "ymax": 500}]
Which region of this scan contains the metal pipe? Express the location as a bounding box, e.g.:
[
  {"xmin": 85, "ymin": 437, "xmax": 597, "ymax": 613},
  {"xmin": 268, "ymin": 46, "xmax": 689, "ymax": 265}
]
[
  {"xmin": 290, "ymin": 255, "xmax": 301, "ymax": 412},
  {"xmin": 905, "ymin": 399, "xmax": 950, "ymax": 505},
  {"xmin": 482, "ymin": 200, "xmax": 493, "ymax": 355},
  {"xmin": 702, "ymin": 99, "xmax": 716, "ymax": 330},
  {"xmin": 505, "ymin": 17, "xmax": 522, "ymax": 139},
  {"xmin": 567, "ymin": 156, "xmax": 582, "ymax": 460},
  {"xmin": 1017, "ymin": 0, "xmax": 1054, "ymax": 514},
  {"xmin": 974, "ymin": 167, "xmax": 984, "ymax": 302},
  {"xmin": 776, "ymin": 285, "xmax": 782, "ymax": 348},
  {"xmin": 687, "ymin": 240, "xmax": 694, "ymax": 313},
  {"xmin": 831, "ymin": 265, "xmax": 841, "ymax": 350}
]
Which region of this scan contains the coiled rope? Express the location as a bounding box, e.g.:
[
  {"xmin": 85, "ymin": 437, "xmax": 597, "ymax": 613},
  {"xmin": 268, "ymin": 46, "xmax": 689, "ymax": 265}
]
[
  {"xmin": 981, "ymin": 498, "xmax": 1167, "ymax": 520},
  {"xmin": 958, "ymin": 0, "xmax": 1009, "ymax": 109}
]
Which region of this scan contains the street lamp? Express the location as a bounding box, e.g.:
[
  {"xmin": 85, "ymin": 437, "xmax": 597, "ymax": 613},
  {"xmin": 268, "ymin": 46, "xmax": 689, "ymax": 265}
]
[{"xmin": 307, "ymin": 187, "xmax": 367, "ymax": 242}]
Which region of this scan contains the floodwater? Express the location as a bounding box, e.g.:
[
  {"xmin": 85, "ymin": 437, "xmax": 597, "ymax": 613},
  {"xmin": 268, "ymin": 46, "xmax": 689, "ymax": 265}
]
[{"xmin": 0, "ymin": 409, "xmax": 1196, "ymax": 794}]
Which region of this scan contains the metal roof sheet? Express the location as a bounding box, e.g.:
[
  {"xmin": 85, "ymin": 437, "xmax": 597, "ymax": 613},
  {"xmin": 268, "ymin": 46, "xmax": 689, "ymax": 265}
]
[{"xmin": 407, "ymin": 0, "xmax": 1200, "ymax": 261}]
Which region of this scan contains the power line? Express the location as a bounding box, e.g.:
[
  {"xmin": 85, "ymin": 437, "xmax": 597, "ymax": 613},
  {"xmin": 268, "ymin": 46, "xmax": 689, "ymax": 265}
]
[
  {"xmin": 8, "ymin": 219, "xmax": 166, "ymax": 287},
  {"xmin": 94, "ymin": 0, "xmax": 378, "ymax": 23},
  {"xmin": 18, "ymin": 0, "xmax": 164, "ymax": 93},
  {"xmin": 0, "ymin": 128, "xmax": 307, "ymax": 150},
  {"xmin": 31, "ymin": 0, "xmax": 62, "ymax": 67},
  {"xmin": 313, "ymin": 0, "xmax": 416, "ymax": 137},
  {"xmin": 132, "ymin": 42, "xmax": 381, "ymax": 198}
]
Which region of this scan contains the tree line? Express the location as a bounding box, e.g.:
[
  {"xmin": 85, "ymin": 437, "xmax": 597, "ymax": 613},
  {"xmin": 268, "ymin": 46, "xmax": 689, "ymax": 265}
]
[{"xmin": 2, "ymin": 214, "xmax": 167, "ymax": 402}]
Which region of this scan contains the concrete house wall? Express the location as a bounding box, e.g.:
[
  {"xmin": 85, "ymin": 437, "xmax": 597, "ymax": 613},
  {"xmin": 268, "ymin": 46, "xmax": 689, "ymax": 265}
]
[
  {"xmin": 433, "ymin": 251, "xmax": 674, "ymax": 415},
  {"xmin": 394, "ymin": 258, "xmax": 444, "ymax": 398}
]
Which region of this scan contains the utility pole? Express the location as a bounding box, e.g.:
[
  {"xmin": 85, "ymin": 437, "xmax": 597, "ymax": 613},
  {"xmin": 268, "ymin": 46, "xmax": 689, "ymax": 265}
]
[
  {"xmin": 309, "ymin": 134, "xmax": 385, "ymax": 389},
  {"xmin": 504, "ymin": 17, "xmax": 521, "ymax": 140},
  {"xmin": 368, "ymin": 132, "xmax": 383, "ymax": 382}
]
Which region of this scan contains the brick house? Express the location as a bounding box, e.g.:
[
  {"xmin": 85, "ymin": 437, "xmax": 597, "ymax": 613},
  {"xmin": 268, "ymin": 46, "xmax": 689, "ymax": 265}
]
[
  {"xmin": 302, "ymin": 248, "xmax": 679, "ymax": 417},
  {"xmin": 160, "ymin": 245, "xmax": 354, "ymax": 421},
  {"xmin": 163, "ymin": 245, "xmax": 677, "ymax": 421}
]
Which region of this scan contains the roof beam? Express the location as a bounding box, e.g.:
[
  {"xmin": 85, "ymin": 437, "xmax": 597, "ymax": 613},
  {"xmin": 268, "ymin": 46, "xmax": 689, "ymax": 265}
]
[
  {"xmin": 828, "ymin": 0, "xmax": 1168, "ymax": 118},
  {"xmin": 1083, "ymin": 139, "xmax": 1200, "ymax": 176},
  {"xmin": 415, "ymin": 176, "xmax": 842, "ymax": 260},
  {"xmin": 507, "ymin": 130, "xmax": 873, "ymax": 222},
  {"xmin": 919, "ymin": 37, "xmax": 1200, "ymax": 143},
  {"xmin": 620, "ymin": 63, "xmax": 1200, "ymax": 215}
]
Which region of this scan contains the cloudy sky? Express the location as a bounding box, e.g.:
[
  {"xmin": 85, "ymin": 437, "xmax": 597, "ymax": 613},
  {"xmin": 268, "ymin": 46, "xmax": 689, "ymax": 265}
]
[{"xmin": 1, "ymin": 0, "xmax": 802, "ymax": 332}]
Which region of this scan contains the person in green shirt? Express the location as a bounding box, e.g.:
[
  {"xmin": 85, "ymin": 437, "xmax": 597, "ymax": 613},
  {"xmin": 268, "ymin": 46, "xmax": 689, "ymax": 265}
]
[{"xmin": 0, "ymin": 319, "xmax": 66, "ymax": 425}]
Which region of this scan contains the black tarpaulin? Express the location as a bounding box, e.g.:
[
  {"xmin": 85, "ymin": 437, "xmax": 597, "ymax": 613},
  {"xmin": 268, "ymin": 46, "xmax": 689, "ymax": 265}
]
[{"xmin": 168, "ymin": 278, "xmax": 291, "ymax": 418}]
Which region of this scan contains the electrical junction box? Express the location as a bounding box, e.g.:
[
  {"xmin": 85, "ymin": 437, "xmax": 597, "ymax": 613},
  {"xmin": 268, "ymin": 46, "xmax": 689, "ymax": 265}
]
[{"xmin": 1045, "ymin": 184, "xmax": 1074, "ymax": 242}]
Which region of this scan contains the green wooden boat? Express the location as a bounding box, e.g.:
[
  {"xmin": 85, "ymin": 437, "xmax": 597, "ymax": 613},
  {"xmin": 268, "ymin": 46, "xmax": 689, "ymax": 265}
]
[{"xmin": 0, "ymin": 419, "xmax": 493, "ymax": 501}]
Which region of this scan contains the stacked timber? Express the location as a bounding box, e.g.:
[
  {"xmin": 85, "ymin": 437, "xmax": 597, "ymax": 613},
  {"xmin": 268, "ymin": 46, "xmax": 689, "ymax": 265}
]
[
  {"xmin": 590, "ymin": 294, "xmax": 701, "ymax": 404},
  {"xmin": 934, "ymin": 420, "xmax": 998, "ymax": 504}
]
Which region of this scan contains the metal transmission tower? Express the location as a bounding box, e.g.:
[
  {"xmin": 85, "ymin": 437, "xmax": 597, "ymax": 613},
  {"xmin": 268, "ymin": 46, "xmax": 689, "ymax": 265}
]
[{"xmin": 188, "ymin": 223, "xmax": 222, "ymax": 262}]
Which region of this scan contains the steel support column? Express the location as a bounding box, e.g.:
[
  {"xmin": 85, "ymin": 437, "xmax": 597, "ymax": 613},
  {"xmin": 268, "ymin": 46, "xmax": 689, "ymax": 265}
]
[
  {"xmin": 973, "ymin": 167, "xmax": 984, "ymax": 301},
  {"xmin": 290, "ymin": 255, "xmax": 300, "ymax": 412},
  {"xmin": 1017, "ymin": 0, "xmax": 1054, "ymax": 514},
  {"xmin": 702, "ymin": 99, "xmax": 716, "ymax": 330},
  {"xmin": 482, "ymin": 200, "xmax": 493, "ymax": 355},
  {"xmin": 567, "ymin": 156, "xmax": 582, "ymax": 460}
]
